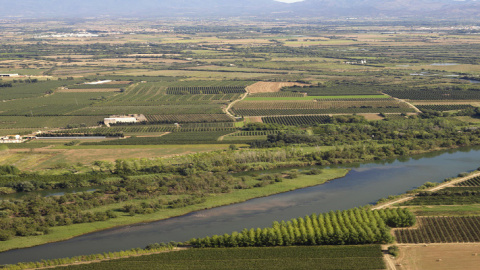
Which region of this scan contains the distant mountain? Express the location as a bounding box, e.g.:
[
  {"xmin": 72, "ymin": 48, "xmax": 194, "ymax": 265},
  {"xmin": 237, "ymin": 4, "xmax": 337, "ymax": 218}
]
[{"xmin": 0, "ymin": 0, "xmax": 478, "ymax": 19}]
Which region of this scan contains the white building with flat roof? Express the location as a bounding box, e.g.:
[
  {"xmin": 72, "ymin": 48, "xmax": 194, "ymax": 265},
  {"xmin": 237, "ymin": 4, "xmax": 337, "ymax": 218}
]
[{"xmin": 104, "ymin": 117, "xmax": 137, "ymax": 126}]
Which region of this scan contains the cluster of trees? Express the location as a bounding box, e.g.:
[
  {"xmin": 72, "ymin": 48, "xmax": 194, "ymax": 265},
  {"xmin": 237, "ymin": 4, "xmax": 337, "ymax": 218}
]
[
  {"xmin": 189, "ymin": 208, "xmax": 415, "ymax": 248},
  {"xmin": 0, "ymin": 170, "xmax": 295, "ymax": 240},
  {"xmin": 0, "ymin": 165, "xmax": 20, "ymax": 176},
  {"xmin": 0, "ymin": 192, "xmax": 120, "ymax": 240},
  {"xmin": 0, "ymin": 82, "xmax": 13, "ymax": 88},
  {"xmin": 249, "ymin": 117, "xmax": 480, "ymax": 150},
  {"xmin": 0, "ymin": 173, "xmax": 113, "ymax": 192}
]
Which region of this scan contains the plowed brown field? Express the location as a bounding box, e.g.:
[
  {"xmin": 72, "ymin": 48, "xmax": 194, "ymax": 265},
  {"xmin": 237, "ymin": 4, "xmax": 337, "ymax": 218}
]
[{"xmin": 246, "ymin": 82, "xmax": 309, "ymax": 93}]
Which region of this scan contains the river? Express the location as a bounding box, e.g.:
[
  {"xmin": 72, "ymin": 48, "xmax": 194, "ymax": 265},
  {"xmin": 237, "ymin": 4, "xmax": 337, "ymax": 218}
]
[{"xmin": 1, "ymin": 146, "xmax": 480, "ymax": 265}]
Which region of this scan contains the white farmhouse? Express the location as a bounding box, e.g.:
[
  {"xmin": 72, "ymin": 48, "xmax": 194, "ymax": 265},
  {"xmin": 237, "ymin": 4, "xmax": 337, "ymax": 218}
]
[
  {"xmin": 104, "ymin": 116, "xmax": 137, "ymax": 126},
  {"xmin": 0, "ymin": 135, "xmax": 24, "ymax": 143}
]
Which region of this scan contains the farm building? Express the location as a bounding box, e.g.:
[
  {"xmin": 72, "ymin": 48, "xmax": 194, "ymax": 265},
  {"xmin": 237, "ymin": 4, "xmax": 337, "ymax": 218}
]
[
  {"xmin": 0, "ymin": 135, "xmax": 24, "ymax": 143},
  {"xmin": 0, "ymin": 74, "xmax": 19, "ymax": 77},
  {"xmin": 85, "ymin": 80, "xmax": 112, "ymax": 85},
  {"xmin": 104, "ymin": 116, "xmax": 137, "ymax": 126}
]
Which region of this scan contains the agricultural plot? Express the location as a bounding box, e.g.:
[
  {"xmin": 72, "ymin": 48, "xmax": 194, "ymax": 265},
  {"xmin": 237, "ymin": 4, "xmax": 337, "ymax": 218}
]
[
  {"xmin": 232, "ymin": 100, "xmax": 415, "ymax": 116},
  {"xmin": 456, "ymin": 176, "xmax": 480, "ymax": 187},
  {"xmin": 83, "ymin": 131, "xmax": 236, "ymax": 145},
  {"xmin": 415, "ymin": 104, "xmax": 475, "ymax": 112},
  {"xmin": 48, "ymin": 124, "xmax": 237, "ymax": 136},
  {"xmin": 145, "ymin": 114, "xmax": 233, "ymax": 123},
  {"xmin": 103, "ymin": 83, "xmax": 241, "ymax": 105},
  {"xmin": 166, "ymin": 86, "xmax": 246, "ymax": 95},
  {"xmin": 400, "ymin": 187, "xmax": 480, "ymax": 205},
  {"xmin": 66, "ymin": 84, "xmax": 131, "ymax": 89},
  {"xmin": 228, "ymin": 130, "xmax": 281, "ymax": 136},
  {"xmin": 0, "ymin": 80, "xmax": 67, "ymax": 101},
  {"xmin": 384, "ymin": 89, "xmax": 480, "ymax": 100},
  {"xmin": 249, "ymin": 92, "xmax": 305, "ymax": 98},
  {"xmin": 246, "ymin": 82, "xmax": 309, "ymax": 94},
  {"xmin": 394, "ymin": 216, "xmax": 480, "ymax": 243},
  {"xmin": 262, "ymin": 115, "xmax": 332, "ymax": 126},
  {"xmin": 72, "ymin": 104, "xmax": 225, "ymax": 116},
  {"xmin": 281, "ymin": 84, "xmax": 382, "ymax": 96},
  {"xmin": 243, "ymin": 95, "xmax": 389, "ymax": 101},
  {"xmin": 0, "ymin": 92, "xmax": 117, "ymax": 116},
  {"xmin": 0, "ymin": 116, "xmax": 106, "ymax": 128},
  {"xmin": 167, "ymin": 81, "xmax": 253, "ymax": 88},
  {"xmin": 52, "ymin": 246, "xmax": 385, "ymax": 270}
]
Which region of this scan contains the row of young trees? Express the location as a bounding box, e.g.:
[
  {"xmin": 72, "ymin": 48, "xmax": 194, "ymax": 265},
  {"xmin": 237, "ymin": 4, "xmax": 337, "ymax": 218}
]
[{"xmin": 189, "ymin": 208, "xmax": 415, "ymax": 248}]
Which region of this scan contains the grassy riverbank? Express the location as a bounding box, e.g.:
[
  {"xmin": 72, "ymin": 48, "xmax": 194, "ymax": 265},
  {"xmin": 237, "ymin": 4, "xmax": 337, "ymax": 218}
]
[{"xmin": 0, "ymin": 168, "xmax": 348, "ymax": 253}]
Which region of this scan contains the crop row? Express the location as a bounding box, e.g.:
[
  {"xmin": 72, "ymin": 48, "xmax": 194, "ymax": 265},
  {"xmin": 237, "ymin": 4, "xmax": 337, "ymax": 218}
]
[
  {"xmin": 400, "ymin": 187, "xmax": 480, "ymax": 205},
  {"xmin": 71, "ymin": 105, "xmax": 224, "ymax": 116},
  {"xmin": 167, "ymin": 80, "xmax": 254, "ymax": 88},
  {"xmin": 102, "ymin": 83, "xmax": 240, "ymax": 106},
  {"xmin": 456, "ymin": 176, "xmax": 480, "ymax": 187},
  {"xmin": 233, "ymin": 108, "xmax": 413, "ymax": 116},
  {"xmin": 249, "ymin": 92, "xmax": 305, "ymax": 98},
  {"xmin": 235, "ymin": 100, "xmax": 412, "ymax": 109},
  {"xmin": 51, "ymin": 126, "xmax": 237, "ymax": 135},
  {"xmin": 40, "ymin": 246, "xmax": 384, "ymax": 270},
  {"xmin": 262, "ymin": 115, "xmax": 332, "ymax": 126},
  {"xmin": 416, "ymin": 104, "xmax": 475, "ymax": 112},
  {"xmin": 145, "ymin": 114, "xmax": 233, "ymax": 123},
  {"xmin": 229, "ymin": 130, "xmax": 280, "ymax": 137},
  {"xmin": 394, "ymin": 216, "xmax": 480, "ymax": 243},
  {"xmin": 282, "ymin": 84, "xmax": 382, "ymax": 96},
  {"xmin": 384, "ymin": 89, "xmax": 480, "ymax": 100},
  {"xmin": 166, "ymin": 86, "xmax": 246, "ymax": 95}
]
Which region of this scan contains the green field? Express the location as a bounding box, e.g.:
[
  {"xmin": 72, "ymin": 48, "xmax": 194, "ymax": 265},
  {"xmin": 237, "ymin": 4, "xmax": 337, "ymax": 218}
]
[
  {"xmin": 52, "ymin": 246, "xmax": 385, "ymax": 270},
  {"xmin": 244, "ymin": 95, "xmax": 389, "ymax": 101}
]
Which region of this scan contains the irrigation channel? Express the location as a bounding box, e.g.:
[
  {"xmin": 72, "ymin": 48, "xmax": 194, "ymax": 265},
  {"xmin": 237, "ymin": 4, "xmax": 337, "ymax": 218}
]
[{"xmin": 2, "ymin": 146, "xmax": 480, "ymax": 264}]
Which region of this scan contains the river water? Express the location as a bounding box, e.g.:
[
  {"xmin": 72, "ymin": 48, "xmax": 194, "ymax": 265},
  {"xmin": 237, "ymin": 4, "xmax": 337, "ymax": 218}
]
[{"xmin": 1, "ymin": 146, "xmax": 480, "ymax": 264}]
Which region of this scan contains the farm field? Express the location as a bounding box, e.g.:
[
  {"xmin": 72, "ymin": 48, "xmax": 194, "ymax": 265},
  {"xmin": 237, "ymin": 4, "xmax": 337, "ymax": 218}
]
[
  {"xmin": 232, "ymin": 99, "xmax": 415, "ymax": 116},
  {"xmin": 262, "ymin": 115, "xmax": 332, "ymax": 126},
  {"xmin": 243, "ymin": 95, "xmax": 388, "ymax": 101},
  {"xmin": 0, "ymin": 144, "xmax": 234, "ymax": 170},
  {"xmin": 394, "ymin": 216, "xmax": 480, "ymax": 244},
  {"xmin": 396, "ymin": 244, "xmax": 480, "ymax": 270},
  {"xmin": 51, "ymin": 246, "xmax": 385, "ymax": 270}
]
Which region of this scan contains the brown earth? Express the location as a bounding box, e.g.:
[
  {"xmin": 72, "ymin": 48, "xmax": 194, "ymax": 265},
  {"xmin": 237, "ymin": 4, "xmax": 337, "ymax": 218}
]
[
  {"xmin": 396, "ymin": 244, "xmax": 480, "ymax": 270},
  {"xmin": 246, "ymin": 116, "xmax": 263, "ymax": 123},
  {"xmin": 246, "ymin": 82, "xmax": 310, "ymax": 93},
  {"xmin": 357, "ymin": 113, "xmax": 385, "ymax": 121}
]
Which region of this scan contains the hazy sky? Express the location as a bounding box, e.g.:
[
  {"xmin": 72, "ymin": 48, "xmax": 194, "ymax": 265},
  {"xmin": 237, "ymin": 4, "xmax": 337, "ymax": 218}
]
[{"xmin": 275, "ymin": 0, "xmax": 304, "ymax": 3}]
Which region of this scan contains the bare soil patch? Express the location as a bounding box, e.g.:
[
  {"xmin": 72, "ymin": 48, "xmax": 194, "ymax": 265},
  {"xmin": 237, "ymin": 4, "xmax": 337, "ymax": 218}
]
[
  {"xmin": 246, "ymin": 82, "xmax": 310, "ymax": 94},
  {"xmin": 105, "ymin": 81, "xmax": 132, "ymax": 84},
  {"xmin": 396, "ymin": 244, "xmax": 480, "ymax": 270},
  {"xmin": 358, "ymin": 113, "xmax": 384, "ymax": 121},
  {"xmin": 246, "ymin": 116, "xmax": 263, "ymax": 123}
]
